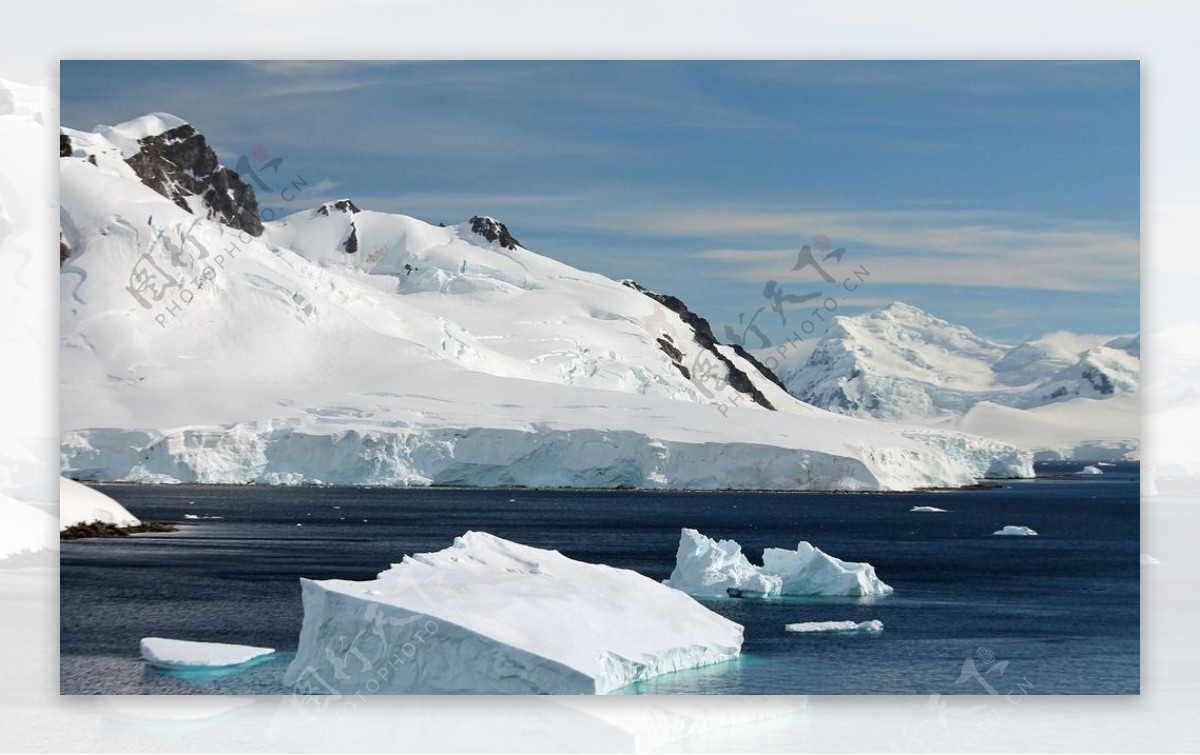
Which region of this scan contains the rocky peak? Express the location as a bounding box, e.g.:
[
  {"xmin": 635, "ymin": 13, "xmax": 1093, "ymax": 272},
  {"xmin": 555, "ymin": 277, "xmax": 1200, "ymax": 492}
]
[
  {"xmin": 469, "ymin": 215, "xmax": 521, "ymax": 250},
  {"xmin": 106, "ymin": 115, "xmax": 263, "ymax": 237},
  {"xmin": 315, "ymin": 198, "xmax": 361, "ymax": 216}
]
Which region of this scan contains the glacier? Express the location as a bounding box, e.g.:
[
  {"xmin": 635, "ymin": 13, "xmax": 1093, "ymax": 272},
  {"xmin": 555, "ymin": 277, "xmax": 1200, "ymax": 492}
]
[
  {"xmin": 663, "ymin": 528, "xmax": 893, "ymax": 598},
  {"xmin": 59, "ymin": 114, "xmax": 1033, "ymax": 492},
  {"xmin": 282, "ymin": 532, "xmax": 743, "ymax": 695},
  {"xmin": 140, "ymin": 637, "xmax": 274, "ymax": 669}
]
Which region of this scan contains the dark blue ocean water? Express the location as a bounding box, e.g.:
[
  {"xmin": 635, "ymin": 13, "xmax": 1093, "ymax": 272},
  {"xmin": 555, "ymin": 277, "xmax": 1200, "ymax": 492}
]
[{"xmin": 59, "ymin": 470, "xmax": 1140, "ymax": 695}]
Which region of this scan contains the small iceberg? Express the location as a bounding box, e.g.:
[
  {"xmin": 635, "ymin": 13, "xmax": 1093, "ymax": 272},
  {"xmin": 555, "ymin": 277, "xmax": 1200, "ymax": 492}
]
[
  {"xmin": 785, "ymin": 620, "xmax": 883, "ymax": 634},
  {"xmin": 664, "ymin": 529, "xmax": 893, "ymax": 598},
  {"xmin": 993, "ymin": 525, "xmax": 1038, "ymax": 536},
  {"xmin": 909, "ymin": 506, "xmax": 947, "ymax": 513},
  {"xmin": 1079, "ymin": 465, "xmax": 1104, "ymax": 475},
  {"xmin": 140, "ymin": 637, "xmax": 275, "ymax": 669}
]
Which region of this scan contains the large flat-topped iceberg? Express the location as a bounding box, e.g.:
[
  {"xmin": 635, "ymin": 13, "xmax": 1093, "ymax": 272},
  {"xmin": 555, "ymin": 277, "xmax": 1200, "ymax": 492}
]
[
  {"xmin": 283, "ymin": 532, "xmax": 743, "ymax": 695},
  {"xmin": 664, "ymin": 529, "xmax": 893, "ymax": 598}
]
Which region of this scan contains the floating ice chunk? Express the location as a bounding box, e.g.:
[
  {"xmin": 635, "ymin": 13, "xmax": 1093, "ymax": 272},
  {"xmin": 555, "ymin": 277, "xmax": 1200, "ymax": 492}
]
[
  {"xmin": 993, "ymin": 525, "xmax": 1038, "ymax": 536},
  {"xmin": 663, "ymin": 529, "xmax": 892, "ymax": 598},
  {"xmin": 910, "ymin": 506, "xmax": 947, "ymax": 513},
  {"xmin": 284, "ymin": 531, "xmax": 742, "ymax": 694},
  {"xmin": 661, "ymin": 528, "xmax": 781, "ymax": 598},
  {"xmin": 140, "ymin": 637, "xmax": 274, "ymax": 669},
  {"xmin": 762, "ymin": 541, "xmax": 894, "ymax": 597},
  {"xmin": 784, "ymin": 620, "xmax": 883, "ymax": 633},
  {"xmin": 184, "ymin": 514, "xmax": 199, "ymax": 520},
  {"xmin": 1079, "ymin": 465, "xmax": 1104, "ymax": 475}
]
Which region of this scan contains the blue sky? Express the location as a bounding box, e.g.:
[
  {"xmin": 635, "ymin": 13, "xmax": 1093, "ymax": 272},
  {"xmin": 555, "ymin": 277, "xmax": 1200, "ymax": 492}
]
[{"xmin": 60, "ymin": 60, "xmax": 1139, "ymax": 342}]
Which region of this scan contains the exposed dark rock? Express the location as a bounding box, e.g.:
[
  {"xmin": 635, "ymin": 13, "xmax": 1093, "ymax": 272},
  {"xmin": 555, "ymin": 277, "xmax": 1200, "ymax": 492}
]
[
  {"xmin": 60, "ymin": 234, "xmax": 70, "ymax": 266},
  {"xmin": 344, "ymin": 223, "xmax": 359, "ymax": 254},
  {"xmin": 469, "ymin": 215, "xmax": 521, "ymax": 250},
  {"xmin": 124, "ymin": 123, "xmax": 263, "ymax": 237},
  {"xmin": 656, "ymin": 336, "xmax": 683, "ymax": 363},
  {"xmin": 1082, "ymin": 367, "xmax": 1114, "ymax": 395},
  {"xmin": 729, "ymin": 343, "xmax": 789, "ymax": 392},
  {"xmin": 315, "ymin": 198, "xmax": 361, "ymax": 216},
  {"xmin": 622, "ymin": 279, "xmax": 777, "ymax": 410},
  {"xmin": 60, "ymin": 520, "xmax": 179, "ymax": 540},
  {"xmin": 59, "ymin": 133, "xmax": 71, "ymax": 157}
]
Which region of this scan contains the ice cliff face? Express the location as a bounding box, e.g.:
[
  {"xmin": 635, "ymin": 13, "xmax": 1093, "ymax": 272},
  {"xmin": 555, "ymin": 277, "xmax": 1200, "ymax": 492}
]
[
  {"xmin": 774, "ymin": 302, "xmax": 1139, "ymax": 460},
  {"xmin": 58, "ymin": 115, "xmax": 1033, "ymax": 490}
]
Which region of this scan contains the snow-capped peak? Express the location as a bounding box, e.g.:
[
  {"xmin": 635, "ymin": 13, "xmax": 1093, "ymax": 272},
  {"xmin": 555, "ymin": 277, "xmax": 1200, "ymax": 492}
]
[
  {"xmin": 468, "ymin": 215, "xmax": 521, "ymax": 250},
  {"xmin": 63, "ymin": 114, "xmax": 263, "ymax": 238},
  {"xmin": 95, "ymin": 112, "xmax": 190, "ymax": 158},
  {"xmin": 773, "ymin": 302, "xmax": 1139, "ymax": 460}
]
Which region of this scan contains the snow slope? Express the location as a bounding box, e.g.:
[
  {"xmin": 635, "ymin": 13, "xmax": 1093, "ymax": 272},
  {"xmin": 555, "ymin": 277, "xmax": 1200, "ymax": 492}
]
[
  {"xmin": 59, "ymin": 477, "xmax": 140, "ymax": 529},
  {"xmin": 60, "ymin": 115, "xmax": 1032, "ymax": 491},
  {"xmin": 774, "ymin": 302, "xmax": 1139, "ymax": 460},
  {"xmin": 283, "ymin": 531, "xmax": 743, "ymax": 694}
]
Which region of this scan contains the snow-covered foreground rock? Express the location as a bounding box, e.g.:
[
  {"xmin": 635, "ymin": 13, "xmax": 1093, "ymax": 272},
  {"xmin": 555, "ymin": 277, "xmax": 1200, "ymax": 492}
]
[
  {"xmin": 772, "ymin": 302, "xmax": 1139, "ymax": 460},
  {"xmin": 59, "ymin": 477, "xmax": 140, "ymax": 530},
  {"xmin": 784, "ymin": 620, "xmax": 883, "ymax": 633},
  {"xmin": 663, "ymin": 529, "xmax": 893, "ymax": 598},
  {"xmin": 58, "ymin": 114, "xmax": 1032, "ymax": 492},
  {"xmin": 283, "ymin": 532, "xmax": 743, "ymax": 695},
  {"xmin": 140, "ymin": 637, "xmax": 274, "ymax": 669},
  {"xmin": 993, "ymin": 525, "xmax": 1038, "ymax": 536}
]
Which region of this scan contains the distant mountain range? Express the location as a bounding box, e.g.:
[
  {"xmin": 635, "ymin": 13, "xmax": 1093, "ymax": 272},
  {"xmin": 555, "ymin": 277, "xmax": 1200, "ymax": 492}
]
[{"xmin": 770, "ymin": 302, "xmax": 1139, "ymax": 460}]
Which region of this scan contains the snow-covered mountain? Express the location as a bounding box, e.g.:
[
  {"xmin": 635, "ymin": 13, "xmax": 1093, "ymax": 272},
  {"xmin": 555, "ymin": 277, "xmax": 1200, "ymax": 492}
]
[
  {"xmin": 59, "ymin": 114, "xmax": 1033, "ymax": 490},
  {"xmin": 773, "ymin": 302, "xmax": 1139, "ymax": 460}
]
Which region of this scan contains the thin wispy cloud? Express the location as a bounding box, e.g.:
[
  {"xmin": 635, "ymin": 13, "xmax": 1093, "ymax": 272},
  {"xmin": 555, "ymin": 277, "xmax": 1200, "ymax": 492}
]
[{"xmin": 674, "ymin": 206, "xmax": 1136, "ymax": 292}]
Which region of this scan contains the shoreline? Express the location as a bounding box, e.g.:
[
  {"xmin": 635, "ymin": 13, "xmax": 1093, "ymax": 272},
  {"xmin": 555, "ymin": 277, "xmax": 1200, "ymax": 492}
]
[{"xmin": 66, "ymin": 474, "xmax": 1135, "ymax": 496}]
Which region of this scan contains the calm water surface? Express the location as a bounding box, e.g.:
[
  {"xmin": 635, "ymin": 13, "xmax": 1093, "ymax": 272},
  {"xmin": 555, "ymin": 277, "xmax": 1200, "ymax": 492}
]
[{"xmin": 60, "ymin": 468, "xmax": 1139, "ymax": 695}]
